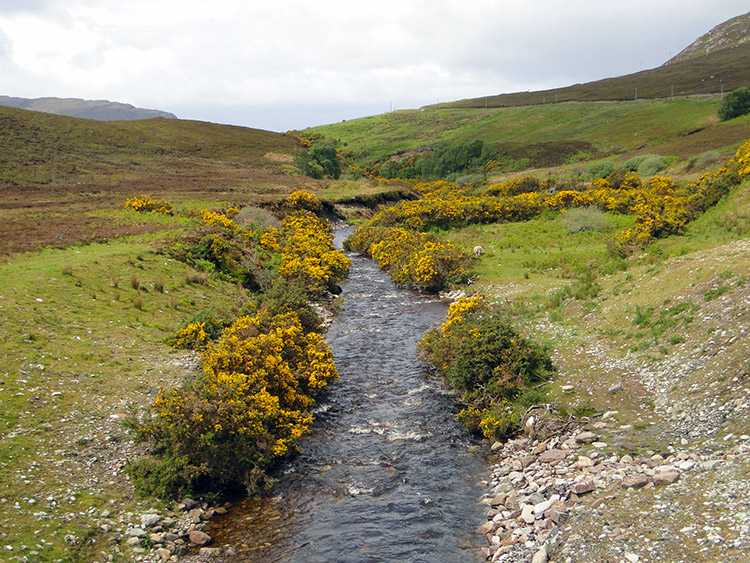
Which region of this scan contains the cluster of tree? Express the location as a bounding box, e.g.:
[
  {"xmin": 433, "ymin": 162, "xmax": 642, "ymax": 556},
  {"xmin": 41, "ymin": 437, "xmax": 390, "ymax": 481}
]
[
  {"xmin": 379, "ymin": 140, "xmax": 498, "ymax": 180},
  {"xmin": 294, "ymin": 139, "xmax": 341, "ymax": 179}
]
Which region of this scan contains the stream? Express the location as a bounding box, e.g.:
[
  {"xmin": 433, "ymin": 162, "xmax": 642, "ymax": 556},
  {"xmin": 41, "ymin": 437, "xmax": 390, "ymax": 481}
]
[{"xmin": 204, "ymin": 227, "xmax": 489, "ymax": 562}]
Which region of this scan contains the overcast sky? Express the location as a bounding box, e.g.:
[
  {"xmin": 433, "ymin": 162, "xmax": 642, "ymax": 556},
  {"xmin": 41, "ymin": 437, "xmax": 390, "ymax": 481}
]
[{"xmin": 0, "ymin": 1, "xmax": 748, "ymax": 132}]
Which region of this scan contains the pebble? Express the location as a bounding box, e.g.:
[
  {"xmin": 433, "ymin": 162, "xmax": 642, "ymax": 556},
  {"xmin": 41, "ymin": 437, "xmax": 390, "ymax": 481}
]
[
  {"xmin": 575, "ymin": 431, "xmax": 597, "ymax": 444},
  {"xmin": 622, "ymin": 474, "xmax": 649, "ymax": 488},
  {"xmin": 538, "ymin": 449, "xmax": 567, "ymax": 464},
  {"xmin": 653, "ymin": 471, "xmax": 680, "ymax": 485},
  {"xmin": 189, "ymin": 529, "xmax": 213, "ymax": 546}
]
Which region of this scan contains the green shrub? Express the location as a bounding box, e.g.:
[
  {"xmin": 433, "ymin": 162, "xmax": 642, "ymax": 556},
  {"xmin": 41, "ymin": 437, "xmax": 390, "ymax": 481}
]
[
  {"xmin": 125, "ymin": 455, "xmax": 201, "ymax": 499},
  {"xmin": 414, "ymin": 140, "xmax": 497, "ymax": 179},
  {"xmin": 637, "ymin": 156, "xmax": 668, "ymax": 176},
  {"xmin": 235, "ymin": 206, "xmax": 280, "ymax": 230},
  {"xmin": 419, "ymin": 296, "xmax": 555, "ymax": 440},
  {"xmin": 704, "ymin": 285, "xmax": 731, "ymax": 301},
  {"xmin": 455, "ymin": 172, "xmax": 484, "ymax": 185},
  {"xmin": 622, "ymin": 155, "xmax": 649, "ymax": 172},
  {"xmin": 718, "ymin": 87, "xmax": 750, "ymax": 121},
  {"xmin": 694, "ymin": 150, "xmax": 720, "ymax": 169},
  {"xmin": 561, "ymin": 206, "xmax": 607, "ymax": 233},
  {"xmin": 294, "ymin": 140, "xmax": 341, "ymax": 179},
  {"xmin": 588, "ymin": 161, "xmax": 615, "ymax": 179},
  {"xmin": 419, "ymin": 297, "xmax": 554, "ymax": 403}
]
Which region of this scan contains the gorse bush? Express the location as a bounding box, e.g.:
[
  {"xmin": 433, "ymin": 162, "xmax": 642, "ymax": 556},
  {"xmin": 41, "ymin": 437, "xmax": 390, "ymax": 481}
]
[
  {"xmin": 346, "ymin": 141, "xmax": 749, "ymax": 267},
  {"xmin": 125, "ymin": 194, "xmax": 173, "ymax": 215},
  {"xmin": 166, "ymin": 311, "xmax": 226, "ymax": 351},
  {"xmin": 166, "ymin": 226, "xmax": 266, "ymax": 290},
  {"xmin": 277, "ymin": 210, "xmax": 351, "ymax": 296},
  {"xmin": 127, "ymin": 189, "xmax": 350, "ymax": 498},
  {"xmin": 130, "ymin": 309, "xmax": 337, "ymax": 496},
  {"xmin": 418, "ymin": 295, "xmax": 555, "ymax": 441},
  {"xmin": 346, "ymin": 224, "xmax": 475, "ymax": 292}
]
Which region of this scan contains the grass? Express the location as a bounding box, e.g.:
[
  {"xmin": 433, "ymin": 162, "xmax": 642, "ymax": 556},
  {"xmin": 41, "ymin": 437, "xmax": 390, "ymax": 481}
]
[
  {"xmin": 445, "ymin": 210, "xmax": 635, "ymax": 300},
  {"xmin": 0, "ymin": 234, "xmax": 248, "ymax": 560},
  {"xmin": 313, "ymin": 97, "xmax": 750, "ymax": 175}
]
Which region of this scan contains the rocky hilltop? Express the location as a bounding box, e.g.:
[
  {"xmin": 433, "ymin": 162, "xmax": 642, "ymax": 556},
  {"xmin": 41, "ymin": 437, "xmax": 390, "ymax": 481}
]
[
  {"xmin": 0, "ymin": 95, "xmax": 177, "ymax": 121},
  {"xmin": 666, "ymin": 12, "xmax": 750, "ymax": 64}
]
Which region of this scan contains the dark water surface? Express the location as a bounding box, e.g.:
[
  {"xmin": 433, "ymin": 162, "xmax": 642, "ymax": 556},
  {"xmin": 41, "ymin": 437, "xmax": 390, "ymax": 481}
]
[{"xmin": 206, "ymin": 228, "xmax": 488, "ymax": 562}]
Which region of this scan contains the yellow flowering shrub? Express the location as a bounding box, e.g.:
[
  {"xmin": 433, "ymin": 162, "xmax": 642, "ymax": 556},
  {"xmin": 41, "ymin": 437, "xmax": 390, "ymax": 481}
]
[
  {"xmin": 199, "ymin": 209, "xmax": 243, "ymax": 232},
  {"xmin": 354, "ymin": 226, "xmax": 474, "ymax": 292},
  {"xmin": 167, "ymin": 321, "xmax": 211, "ymax": 351},
  {"xmin": 350, "ymin": 143, "xmax": 748, "ymax": 262},
  {"xmin": 128, "ymin": 189, "xmax": 350, "ymax": 498},
  {"xmin": 202, "ymin": 311, "xmax": 338, "ymax": 407},
  {"xmin": 277, "ymin": 210, "xmax": 350, "ymax": 294},
  {"xmin": 125, "ymin": 194, "xmax": 173, "ymax": 215},
  {"xmin": 419, "ymin": 295, "xmax": 554, "ymax": 441},
  {"xmin": 259, "ymin": 228, "xmax": 281, "ymax": 251},
  {"xmin": 441, "ymin": 294, "xmax": 484, "ymax": 334},
  {"xmin": 733, "ymin": 139, "xmax": 750, "ymax": 178},
  {"xmin": 130, "ymin": 308, "xmax": 338, "ymax": 496},
  {"xmin": 282, "ymin": 190, "xmax": 322, "ymax": 214}
]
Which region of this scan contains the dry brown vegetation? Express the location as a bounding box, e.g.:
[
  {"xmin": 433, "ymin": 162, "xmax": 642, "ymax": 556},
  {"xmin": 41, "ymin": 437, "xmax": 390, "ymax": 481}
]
[{"xmin": 0, "ymin": 106, "xmax": 324, "ymax": 255}]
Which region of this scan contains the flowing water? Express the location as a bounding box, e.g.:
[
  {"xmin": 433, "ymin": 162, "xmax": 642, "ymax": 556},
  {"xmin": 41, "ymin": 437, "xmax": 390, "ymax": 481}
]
[{"xmin": 205, "ymin": 228, "xmax": 489, "ymax": 562}]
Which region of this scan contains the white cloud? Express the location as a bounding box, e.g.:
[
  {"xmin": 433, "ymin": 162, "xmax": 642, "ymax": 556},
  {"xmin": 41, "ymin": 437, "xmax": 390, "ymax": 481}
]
[{"xmin": 0, "ymin": 0, "xmax": 748, "ymax": 130}]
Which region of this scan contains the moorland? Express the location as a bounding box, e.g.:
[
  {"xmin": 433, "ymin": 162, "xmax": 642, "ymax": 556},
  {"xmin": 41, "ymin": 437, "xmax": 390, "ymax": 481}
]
[{"xmin": 2, "ymin": 13, "xmax": 750, "ymax": 562}]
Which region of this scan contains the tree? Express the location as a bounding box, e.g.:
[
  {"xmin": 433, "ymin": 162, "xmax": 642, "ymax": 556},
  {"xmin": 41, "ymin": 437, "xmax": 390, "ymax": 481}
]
[
  {"xmin": 294, "ymin": 140, "xmax": 341, "ymax": 179},
  {"xmin": 718, "ymin": 87, "xmax": 750, "ymax": 121}
]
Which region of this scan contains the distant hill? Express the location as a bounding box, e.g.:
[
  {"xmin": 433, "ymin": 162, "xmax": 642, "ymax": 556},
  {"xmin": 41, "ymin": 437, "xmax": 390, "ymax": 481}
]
[
  {"xmin": 437, "ymin": 13, "xmax": 750, "ymax": 110},
  {"xmin": 0, "ymin": 105, "xmax": 299, "ymax": 188},
  {"xmin": 0, "ymin": 96, "xmax": 177, "ymax": 121},
  {"xmin": 666, "ymin": 12, "xmax": 750, "ymax": 64}
]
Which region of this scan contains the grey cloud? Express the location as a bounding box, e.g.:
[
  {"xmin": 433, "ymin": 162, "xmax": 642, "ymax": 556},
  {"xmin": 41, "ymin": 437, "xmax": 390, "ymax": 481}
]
[{"xmin": 0, "ymin": 0, "xmax": 54, "ymax": 14}]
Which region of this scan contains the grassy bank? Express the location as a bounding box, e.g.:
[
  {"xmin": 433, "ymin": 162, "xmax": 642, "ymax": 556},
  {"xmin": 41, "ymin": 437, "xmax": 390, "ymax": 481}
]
[{"xmin": 0, "ymin": 227, "xmax": 248, "ymax": 560}]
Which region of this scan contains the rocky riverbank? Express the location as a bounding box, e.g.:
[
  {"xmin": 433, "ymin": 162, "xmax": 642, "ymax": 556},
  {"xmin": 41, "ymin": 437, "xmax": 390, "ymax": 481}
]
[
  {"xmin": 73, "ymin": 497, "xmax": 233, "ymax": 563},
  {"xmin": 477, "ymin": 239, "xmax": 750, "ymax": 562},
  {"xmin": 478, "ymin": 422, "xmax": 750, "ymax": 562}
]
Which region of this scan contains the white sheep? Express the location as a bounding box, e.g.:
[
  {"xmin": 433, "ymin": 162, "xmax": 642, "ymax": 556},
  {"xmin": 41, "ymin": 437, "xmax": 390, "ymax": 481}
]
[{"xmin": 473, "ymin": 245, "xmax": 484, "ymax": 257}]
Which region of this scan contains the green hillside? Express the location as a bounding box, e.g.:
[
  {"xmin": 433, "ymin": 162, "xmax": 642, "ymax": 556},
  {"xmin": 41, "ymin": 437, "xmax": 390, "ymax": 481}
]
[{"xmin": 312, "ymin": 97, "xmax": 750, "ymax": 176}]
